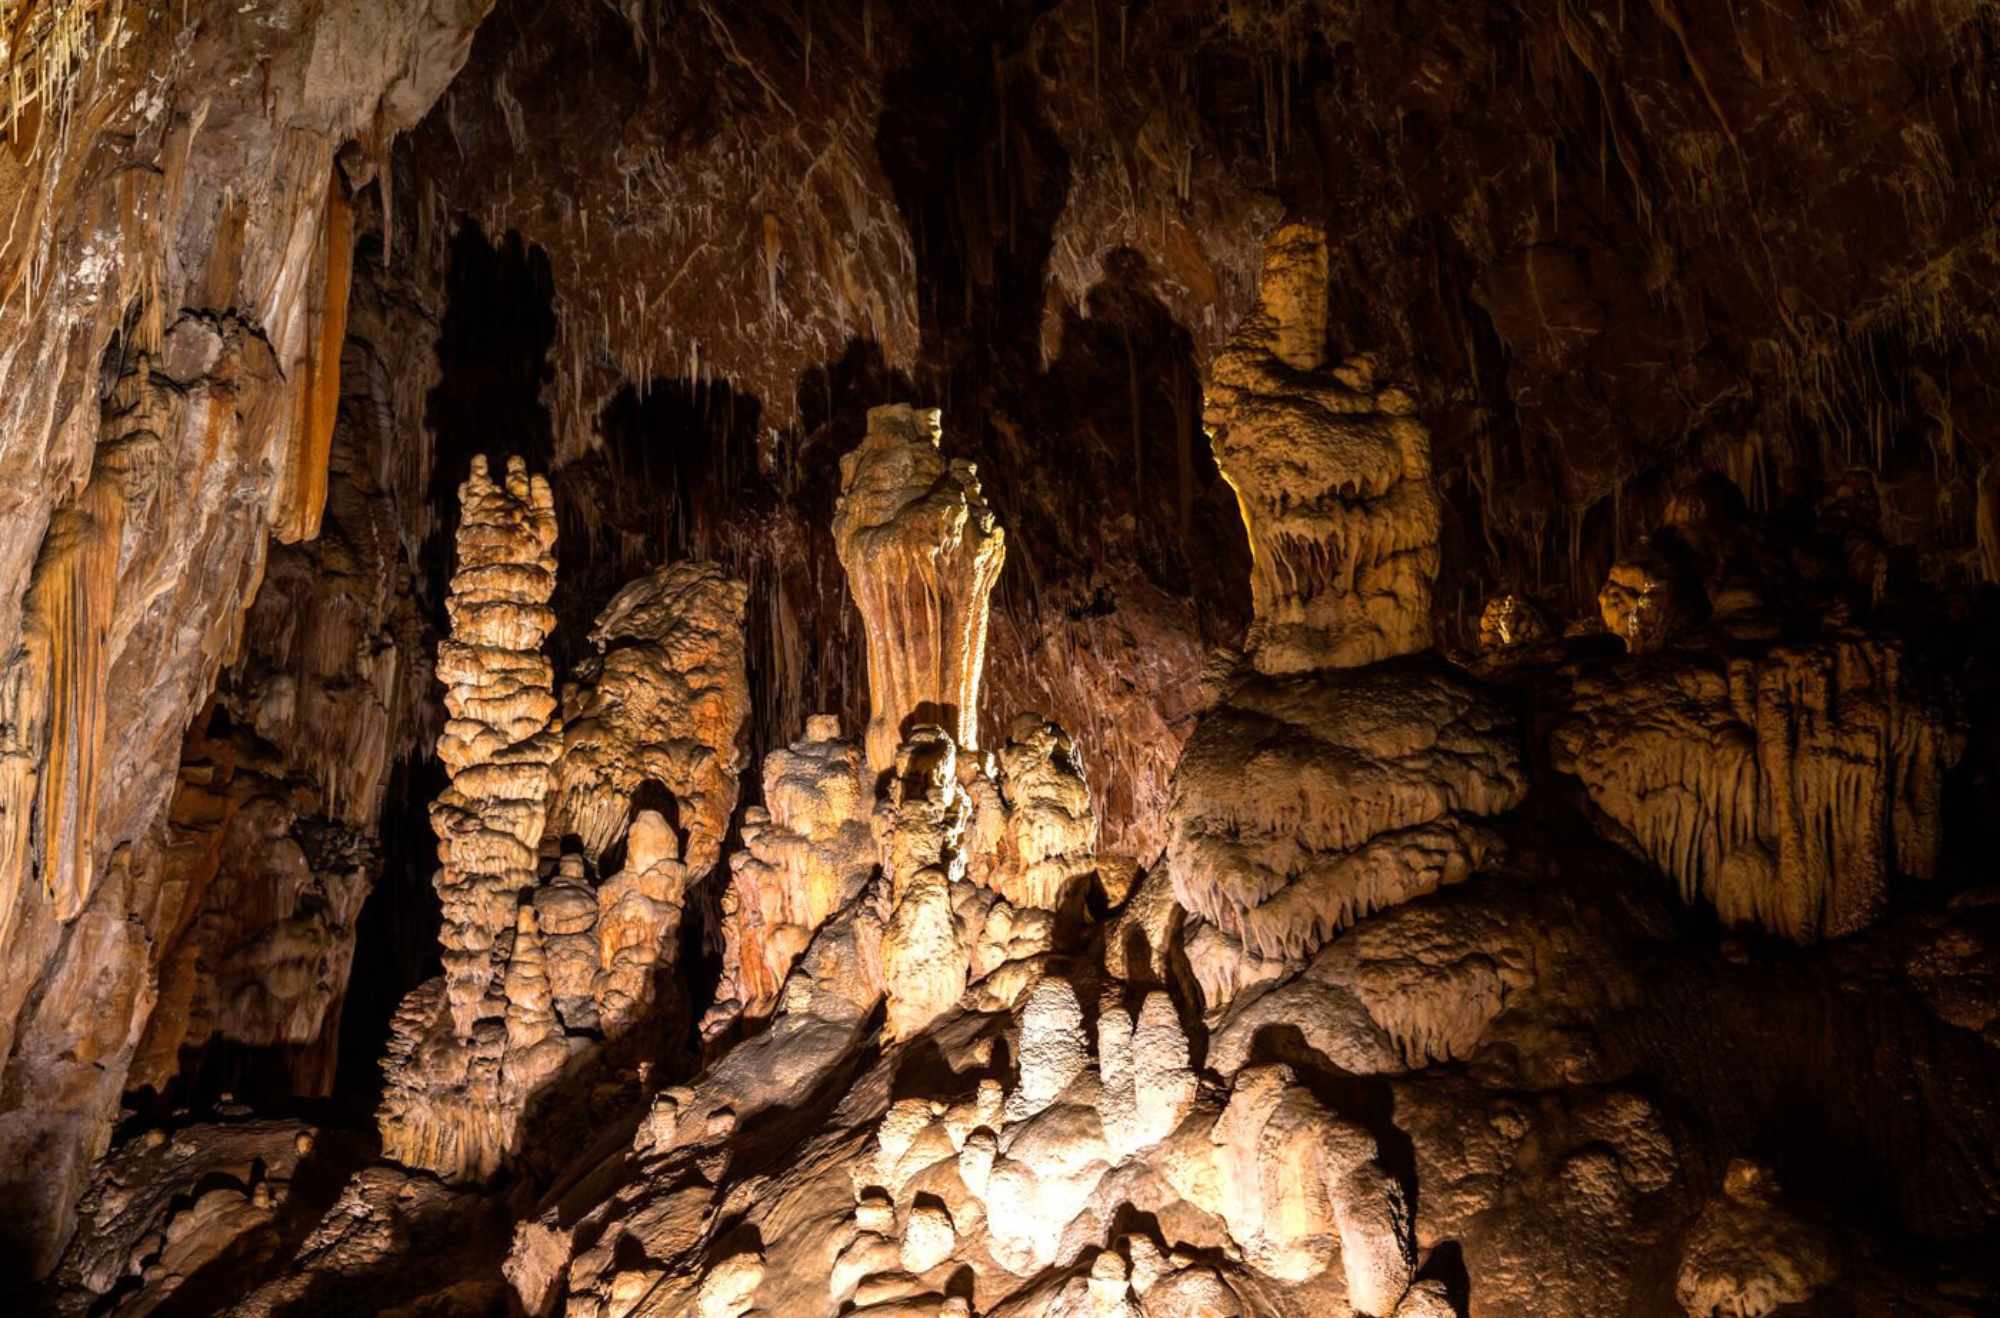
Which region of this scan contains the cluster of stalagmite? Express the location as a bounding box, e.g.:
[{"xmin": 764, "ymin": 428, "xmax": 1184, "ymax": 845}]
[
  {"xmin": 965, "ymin": 713, "xmax": 1100, "ymax": 912},
  {"xmin": 380, "ymin": 460, "xmax": 747, "ymax": 1180},
  {"xmin": 1168, "ymin": 223, "xmax": 1525, "ymax": 1007},
  {"xmin": 875, "ymin": 726, "xmax": 977, "ymax": 1041},
  {"xmin": 1203, "ymin": 223, "xmax": 1440, "ymax": 675},
  {"xmin": 1552, "ymin": 631, "xmax": 1961, "ymax": 940},
  {"xmin": 834, "ymin": 404, "xmax": 1006, "ymax": 775},
  {"xmin": 710, "ymin": 714, "xmax": 874, "ymax": 1030},
  {"xmin": 1674, "ymin": 1162, "xmax": 1836, "ymax": 1316}
]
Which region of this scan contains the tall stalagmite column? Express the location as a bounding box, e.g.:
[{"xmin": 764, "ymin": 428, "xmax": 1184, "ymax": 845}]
[
  {"xmin": 431, "ymin": 455, "xmax": 561, "ymax": 1040},
  {"xmin": 833, "ymin": 405, "xmax": 1006, "ymax": 776}
]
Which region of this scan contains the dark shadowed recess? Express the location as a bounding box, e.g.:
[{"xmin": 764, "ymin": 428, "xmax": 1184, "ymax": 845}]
[
  {"xmin": 332, "ymin": 755, "xmax": 448, "ymax": 1118},
  {"xmin": 420, "ymin": 219, "xmax": 560, "ymax": 629}
]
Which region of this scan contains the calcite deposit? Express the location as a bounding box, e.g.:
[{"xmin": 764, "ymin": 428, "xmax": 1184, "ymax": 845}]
[
  {"xmin": 1552, "ymin": 631, "xmax": 1962, "ymax": 940},
  {"xmin": 1203, "ymin": 224, "xmax": 1440, "ymax": 675},
  {"xmin": 11, "ymin": 4, "xmax": 2000, "ymax": 1315},
  {"xmin": 552, "ymin": 560, "xmax": 750, "ymax": 876},
  {"xmin": 834, "ymin": 404, "xmax": 1007, "ymax": 776}
]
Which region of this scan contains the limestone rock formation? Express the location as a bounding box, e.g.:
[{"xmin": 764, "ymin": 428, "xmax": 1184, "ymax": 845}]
[
  {"xmin": 552, "ymin": 560, "xmax": 750, "ymax": 876},
  {"xmin": 1598, "ymin": 541, "xmax": 1698, "ymax": 654},
  {"xmin": 1203, "ymin": 224, "xmax": 1439, "ymax": 675},
  {"xmin": 376, "ymin": 456, "xmax": 563, "ymax": 1180},
  {"xmin": 1674, "ymin": 1162, "xmax": 1836, "ymax": 1317},
  {"xmin": 967, "ymin": 713, "xmax": 1101, "ymax": 912},
  {"xmin": 1168, "ymin": 659, "xmax": 1524, "ymax": 978},
  {"xmin": 1167, "ymin": 223, "xmax": 1525, "ymax": 1010},
  {"xmin": 711, "ymin": 714, "xmax": 875, "ymax": 1031},
  {"xmin": 877, "ymin": 727, "xmax": 976, "ymax": 1042},
  {"xmin": 834, "ymin": 405, "xmax": 1007, "ymax": 776},
  {"xmin": 430, "ymin": 455, "xmax": 563, "ymax": 1040},
  {"xmin": 1552, "ymin": 632, "xmax": 1962, "ymax": 940},
  {"xmin": 1476, "ymin": 593, "xmax": 1553, "ymax": 653}
]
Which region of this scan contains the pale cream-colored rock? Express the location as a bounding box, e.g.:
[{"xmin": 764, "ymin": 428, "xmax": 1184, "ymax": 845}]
[
  {"xmin": 552, "ymin": 560, "xmax": 749, "ymax": 876},
  {"xmin": 900, "ymin": 1201, "xmax": 957, "ymax": 1272},
  {"xmin": 712, "ymin": 715, "xmax": 874, "ymax": 1029},
  {"xmin": 1097, "ymin": 992, "xmax": 1197, "ymax": 1160},
  {"xmin": 1004, "ymin": 977, "xmax": 1091, "ymax": 1124},
  {"xmin": 1675, "ymin": 1161, "xmax": 1835, "ymax": 1317},
  {"xmin": 1161, "ymin": 1063, "xmax": 1413, "ymax": 1300},
  {"xmin": 1552, "ymin": 632, "xmax": 1961, "ymax": 940},
  {"xmin": 1166, "ymin": 660, "xmax": 1524, "ymax": 991},
  {"xmin": 1205, "ymin": 223, "xmax": 1439, "ymax": 674},
  {"xmin": 878, "ymin": 728, "xmax": 974, "ymax": 1041},
  {"xmin": 696, "ymin": 1250, "xmax": 766, "ymax": 1317},
  {"xmin": 968, "ymin": 714, "xmax": 1100, "ymax": 911},
  {"xmin": 430, "ymin": 454, "xmax": 561, "ymax": 1040},
  {"xmin": 379, "ymin": 457, "xmax": 563, "ymax": 1182},
  {"xmin": 834, "ymin": 404, "xmax": 1006, "ymax": 776},
  {"xmin": 594, "ymin": 809, "xmax": 690, "ymax": 1032}
]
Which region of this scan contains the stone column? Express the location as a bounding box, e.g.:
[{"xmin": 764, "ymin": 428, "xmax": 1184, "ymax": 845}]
[
  {"xmin": 1203, "ymin": 222, "xmax": 1440, "ymax": 674},
  {"xmin": 833, "ymin": 405, "xmax": 1006, "ymax": 777},
  {"xmin": 431, "ymin": 454, "xmax": 560, "ymax": 1040}
]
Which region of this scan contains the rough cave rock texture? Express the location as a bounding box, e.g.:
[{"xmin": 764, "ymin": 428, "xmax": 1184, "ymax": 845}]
[
  {"xmin": 1168, "ymin": 223, "xmax": 1525, "ymax": 1006},
  {"xmin": 377, "ymin": 454, "xmax": 563, "ymax": 1180},
  {"xmin": 13, "ymin": 1, "xmax": 2000, "ymax": 1314},
  {"xmin": 834, "ymin": 404, "xmax": 1007, "ymax": 777},
  {"xmin": 0, "ymin": 0, "xmax": 490, "ymax": 1269},
  {"xmin": 552, "ymin": 560, "xmax": 751, "ymax": 879},
  {"xmin": 1552, "ymin": 630, "xmax": 1962, "ymax": 941},
  {"xmin": 1204, "ymin": 223, "xmax": 1439, "ymax": 676}
]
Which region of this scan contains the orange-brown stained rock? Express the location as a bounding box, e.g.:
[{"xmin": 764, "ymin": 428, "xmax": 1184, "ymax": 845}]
[{"xmin": 834, "ymin": 404, "xmax": 1006, "ymax": 778}]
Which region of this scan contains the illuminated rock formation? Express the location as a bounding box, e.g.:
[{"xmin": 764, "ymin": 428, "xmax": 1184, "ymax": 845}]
[
  {"xmin": 876, "ymin": 726, "xmax": 975, "ymax": 1041},
  {"xmin": 967, "ymin": 712, "xmax": 1100, "ymax": 912},
  {"xmin": 1477, "ymin": 592, "xmax": 1553, "ymax": 652},
  {"xmin": 1162, "ymin": 1063, "xmax": 1416, "ymax": 1304},
  {"xmin": 552, "ymin": 560, "xmax": 750, "ymax": 875},
  {"xmin": 1598, "ymin": 540, "xmax": 1697, "ymax": 654},
  {"xmin": 1168, "ymin": 659, "xmax": 1524, "ymax": 981},
  {"xmin": 1168, "ymin": 223, "xmax": 1525, "ymax": 1006},
  {"xmin": 376, "ymin": 456, "xmax": 561, "ymax": 1180},
  {"xmin": 1675, "ymin": 1162, "xmax": 1836, "ymax": 1317},
  {"xmin": 429, "ymin": 455, "xmax": 562, "ymax": 1040},
  {"xmin": 1552, "ymin": 632, "xmax": 1961, "ymax": 940},
  {"xmin": 711, "ymin": 714, "xmax": 874, "ymax": 1031},
  {"xmin": 834, "ymin": 404, "xmax": 1006, "ymax": 776},
  {"xmin": 1204, "ymin": 223, "xmax": 1439, "ymax": 675}
]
